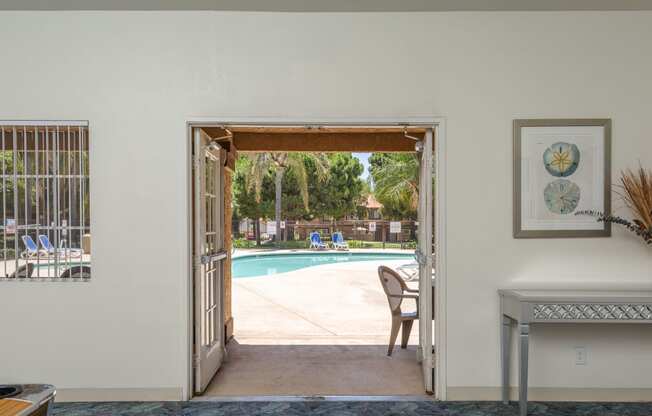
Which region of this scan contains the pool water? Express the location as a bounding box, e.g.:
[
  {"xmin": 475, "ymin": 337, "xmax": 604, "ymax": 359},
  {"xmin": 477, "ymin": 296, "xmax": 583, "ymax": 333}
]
[{"xmin": 233, "ymin": 252, "xmax": 413, "ymax": 278}]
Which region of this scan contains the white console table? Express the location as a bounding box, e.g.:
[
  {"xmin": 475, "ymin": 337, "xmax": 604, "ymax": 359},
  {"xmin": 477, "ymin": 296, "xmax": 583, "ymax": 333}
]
[{"xmin": 499, "ymin": 289, "xmax": 652, "ymax": 416}]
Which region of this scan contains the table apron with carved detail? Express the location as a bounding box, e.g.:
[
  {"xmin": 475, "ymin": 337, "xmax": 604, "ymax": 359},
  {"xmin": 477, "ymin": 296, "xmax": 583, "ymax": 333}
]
[
  {"xmin": 532, "ymin": 303, "xmax": 652, "ymax": 322},
  {"xmin": 498, "ymin": 289, "xmax": 652, "ymax": 416}
]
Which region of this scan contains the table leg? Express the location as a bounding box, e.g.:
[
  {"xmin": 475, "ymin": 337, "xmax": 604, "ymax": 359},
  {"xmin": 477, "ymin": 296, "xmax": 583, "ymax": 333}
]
[
  {"xmin": 519, "ymin": 323, "xmax": 530, "ymax": 416},
  {"xmin": 501, "ymin": 315, "xmax": 512, "ymax": 404}
]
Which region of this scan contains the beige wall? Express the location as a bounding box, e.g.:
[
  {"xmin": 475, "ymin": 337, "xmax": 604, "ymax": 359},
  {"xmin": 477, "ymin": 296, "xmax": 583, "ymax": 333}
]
[{"xmin": 0, "ymin": 11, "xmax": 651, "ymax": 400}]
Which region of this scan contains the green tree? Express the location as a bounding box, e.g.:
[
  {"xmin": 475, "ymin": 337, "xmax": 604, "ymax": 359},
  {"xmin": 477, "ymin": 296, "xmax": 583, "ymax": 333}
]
[
  {"xmin": 244, "ymin": 152, "xmax": 329, "ymax": 245},
  {"xmin": 307, "ymin": 153, "xmax": 365, "ymax": 221},
  {"xmin": 369, "ymin": 153, "xmax": 419, "ymax": 220},
  {"xmin": 355, "ymin": 180, "xmax": 373, "ymax": 219},
  {"xmin": 232, "ymin": 157, "xmax": 272, "ymax": 245}
]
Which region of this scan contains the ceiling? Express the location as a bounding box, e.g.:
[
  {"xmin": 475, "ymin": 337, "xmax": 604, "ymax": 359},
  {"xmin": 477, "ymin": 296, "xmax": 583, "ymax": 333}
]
[{"xmin": 2, "ymin": 0, "xmax": 652, "ymax": 11}]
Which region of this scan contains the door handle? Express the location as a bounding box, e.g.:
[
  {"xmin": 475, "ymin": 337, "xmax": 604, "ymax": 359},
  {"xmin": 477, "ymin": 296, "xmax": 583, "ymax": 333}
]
[{"xmin": 201, "ymin": 250, "xmax": 227, "ymax": 264}]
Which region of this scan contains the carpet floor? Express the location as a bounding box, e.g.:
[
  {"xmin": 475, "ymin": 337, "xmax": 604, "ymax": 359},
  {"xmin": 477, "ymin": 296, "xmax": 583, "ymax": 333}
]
[{"xmin": 53, "ymin": 400, "xmax": 652, "ymax": 415}]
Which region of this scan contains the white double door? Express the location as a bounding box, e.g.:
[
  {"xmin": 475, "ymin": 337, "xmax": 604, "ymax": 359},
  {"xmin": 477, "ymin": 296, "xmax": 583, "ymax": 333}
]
[{"xmin": 193, "ymin": 129, "xmax": 227, "ymax": 393}]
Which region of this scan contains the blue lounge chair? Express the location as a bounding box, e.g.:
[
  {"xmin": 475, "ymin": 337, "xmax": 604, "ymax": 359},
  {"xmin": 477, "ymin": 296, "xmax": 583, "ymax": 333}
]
[
  {"xmin": 21, "ymin": 235, "xmax": 44, "ymax": 259},
  {"xmin": 309, "ymin": 232, "xmax": 327, "ymax": 250},
  {"xmin": 38, "ymin": 235, "xmax": 82, "ymax": 258},
  {"xmin": 331, "ymin": 231, "xmax": 349, "ymax": 250}
]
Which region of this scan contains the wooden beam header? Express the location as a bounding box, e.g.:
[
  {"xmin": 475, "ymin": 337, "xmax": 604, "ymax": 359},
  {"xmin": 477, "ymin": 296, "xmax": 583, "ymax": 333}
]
[
  {"xmin": 233, "ymin": 132, "xmax": 419, "ymax": 152},
  {"xmin": 199, "ymin": 126, "xmax": 427, "ymax": 153},
  {"xmin": 227, "ymin": 126, "xmax": 426, "ymax": 134}
]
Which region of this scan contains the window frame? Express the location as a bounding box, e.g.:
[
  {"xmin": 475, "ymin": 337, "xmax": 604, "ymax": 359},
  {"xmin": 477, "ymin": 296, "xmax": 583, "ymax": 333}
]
[{"xmin": 0, "ymin": 120, "xmax": 91, "ymax": 281}]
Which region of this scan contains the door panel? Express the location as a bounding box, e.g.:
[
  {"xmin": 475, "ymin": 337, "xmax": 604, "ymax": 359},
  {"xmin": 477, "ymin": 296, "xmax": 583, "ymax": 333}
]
[
  {"xmin": 193, "ymin": 128, "xmax": 227, "ymax": 393},
  {"xmin": 417, "ymin": 128, "xmax": 434, "ymax": 394}
]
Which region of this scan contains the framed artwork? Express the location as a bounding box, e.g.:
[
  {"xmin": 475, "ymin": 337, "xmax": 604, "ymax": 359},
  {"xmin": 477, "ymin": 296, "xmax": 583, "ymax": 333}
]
[{"xmin": 514, "ymin": 119, "xmax": 611, "ymax": 238}]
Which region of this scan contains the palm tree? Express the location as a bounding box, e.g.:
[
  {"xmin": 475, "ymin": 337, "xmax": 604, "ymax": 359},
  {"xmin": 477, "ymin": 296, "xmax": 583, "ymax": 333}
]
[
  {"xmin": 371, "ymin": 153, "xmax": 420, "ymax": 217},
  {"xmin": 245, "ymin": 152, "xmax": 329, "ymax": 245}
]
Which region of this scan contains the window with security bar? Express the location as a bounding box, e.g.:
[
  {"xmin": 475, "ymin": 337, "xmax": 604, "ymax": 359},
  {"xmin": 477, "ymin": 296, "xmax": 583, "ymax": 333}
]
[{"xmin": 0, "ymin": 122, "xmax": 90, "ymax": 280}]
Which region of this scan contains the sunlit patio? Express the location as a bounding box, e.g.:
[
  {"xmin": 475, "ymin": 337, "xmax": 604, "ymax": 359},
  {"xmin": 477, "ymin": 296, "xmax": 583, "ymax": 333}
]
[
  {"xmin": 203, "ymin": 251, "xmax": 424, "ymax": 396},
  {"xmin": 232, "ymin": 251, "xmax": 418, "ymax": 345}
]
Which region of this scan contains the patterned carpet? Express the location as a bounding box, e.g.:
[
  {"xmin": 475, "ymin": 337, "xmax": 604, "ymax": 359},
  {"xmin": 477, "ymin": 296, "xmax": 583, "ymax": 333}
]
[{"xmin": 53, "ymin": 401, "xmax": 652, "ymax": 415}]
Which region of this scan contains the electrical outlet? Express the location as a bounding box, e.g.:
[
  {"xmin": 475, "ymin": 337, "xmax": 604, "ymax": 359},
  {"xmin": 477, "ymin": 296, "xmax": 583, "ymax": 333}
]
[{"xmin": 575, "ymin": 347, "xmax": 587, "ymax": 365}]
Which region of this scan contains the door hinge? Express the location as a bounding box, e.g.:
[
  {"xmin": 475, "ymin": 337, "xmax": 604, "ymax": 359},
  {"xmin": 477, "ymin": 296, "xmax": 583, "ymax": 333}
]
[
  {"xmin": 192, "ymin": 354, "xmax": 199, "ymax": 369},
  {"xmin": 431, "ymin": 348, "xmax": 437, "ymax": 368}
]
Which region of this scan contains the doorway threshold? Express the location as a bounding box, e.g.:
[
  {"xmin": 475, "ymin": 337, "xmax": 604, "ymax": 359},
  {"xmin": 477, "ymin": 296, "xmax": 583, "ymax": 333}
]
[{"xmin": 192, "ymin": 395, "xmax": 434, "ymax": 402}]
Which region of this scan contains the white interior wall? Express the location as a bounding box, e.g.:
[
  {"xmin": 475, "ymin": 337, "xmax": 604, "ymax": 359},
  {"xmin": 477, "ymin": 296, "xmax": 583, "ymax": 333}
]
[{"xmin": 0, "ymin": 11, "xmax": 651, "ymax": 400}]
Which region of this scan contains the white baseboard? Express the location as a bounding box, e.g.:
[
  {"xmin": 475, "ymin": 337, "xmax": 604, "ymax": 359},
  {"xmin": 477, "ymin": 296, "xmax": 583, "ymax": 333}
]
[
  {"xmin": 447, "ymin": 386, "xmax": 652, "ymax": 402},
  {"xmin": 55, "ymin": 387, "xmax": 184, "ymax": 402}
]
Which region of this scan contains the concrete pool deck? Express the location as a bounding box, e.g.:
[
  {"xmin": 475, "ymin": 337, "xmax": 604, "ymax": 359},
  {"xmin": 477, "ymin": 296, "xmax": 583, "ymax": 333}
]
[
  {"xmin": 231, "ymin": 252, "xmax": 418, "ymax": 345},
  {"xmin": 1, "ymin": 254, "xmax": 92, "ymax": 279},
  {"xmin": 203, "ymin": 252, "xmax": 424, "ymax": 396}
]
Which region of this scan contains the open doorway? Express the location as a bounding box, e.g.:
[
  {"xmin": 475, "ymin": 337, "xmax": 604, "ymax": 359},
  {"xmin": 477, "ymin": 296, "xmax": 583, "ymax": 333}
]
[{"xmin": 187, "ymin": 120, "xmax": 444, "ymax": 399}]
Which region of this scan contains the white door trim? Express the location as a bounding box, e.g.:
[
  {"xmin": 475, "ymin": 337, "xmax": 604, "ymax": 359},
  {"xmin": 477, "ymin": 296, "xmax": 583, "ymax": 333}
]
[
  {"xmin": 184, "ymin": 117, "xmax": 448, "ymax": 400},
  {"xmin": 417, "ymin": 127, "xmax": 434, "ymax": 393},
  {"xmin": 433, "ymin": 119, "xmax": 447, "ymax": 401}
]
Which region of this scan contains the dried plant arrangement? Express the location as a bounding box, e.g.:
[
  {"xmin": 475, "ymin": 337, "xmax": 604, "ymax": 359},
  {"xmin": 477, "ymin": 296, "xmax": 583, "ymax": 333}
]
[{"xmin": 577, "ymin": 166, "xmax": 652, "ymax": 245}]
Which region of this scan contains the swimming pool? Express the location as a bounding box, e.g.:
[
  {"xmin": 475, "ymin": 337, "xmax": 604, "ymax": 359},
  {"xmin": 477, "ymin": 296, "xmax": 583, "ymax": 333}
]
[{"xmin": 232, "ymin": 252, "xmax": 414, "ymax": 278}]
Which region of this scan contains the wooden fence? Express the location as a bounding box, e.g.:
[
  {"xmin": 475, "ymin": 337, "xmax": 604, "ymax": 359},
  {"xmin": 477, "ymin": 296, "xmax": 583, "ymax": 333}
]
[{"xmin": 235, "ymin": 219, "xmax": 417, "ymax": 244}]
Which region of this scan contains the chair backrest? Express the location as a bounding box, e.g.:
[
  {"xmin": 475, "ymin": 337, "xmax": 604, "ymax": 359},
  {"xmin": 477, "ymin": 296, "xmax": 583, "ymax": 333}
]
[
  {"xmin": 21, "ymin": 235, "xmax": 38, "ymax": 252},
  {"xmin": 60, "ymin": 265, "xmax": 91, "ymax": 279},
  {"xmin": 38, "ymin": 235, "xmax": 54, "ymax": 251},
  {"xmin": 333, "ymin": 232, "xmax": 342, "ymax": 243},
  {"xmin": 310, "ymin": 232, "xmax": 321, "ymax": 243},
  {"xmin": 10, "ymin": 263, "xmax": 35, "ymax": 279},
  {"xmin": 378, "ymin": 265, "xmax": 408, "ymax": 313}
]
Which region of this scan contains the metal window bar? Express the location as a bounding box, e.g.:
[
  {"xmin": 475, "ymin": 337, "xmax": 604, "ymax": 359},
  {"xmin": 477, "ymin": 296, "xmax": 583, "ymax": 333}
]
[
  {"xmin": 0, "ymin": 124, "xmax": 90, "ymax": 280},
  {"xmin": 54, "ymin": 126, "xmax": 59, "ymax": 275},
  {"xmin": 35, "ymin": 125, "xmax": 40, "ymax": 277},
  {"xmin": 23, "ymin": 127, "xmax": 28, "ymax": 276},
  {"xmin": 67, "ymin": 126, "xmax": 72, "ymax": 266},
  {"xmin": 13, "ymin": 127, "xmax": 18, "ymax": 277},
  {"xmin": 80, "ymin": 126, "xmax": 85, "ymax": 274},
  {"xmin": 1, "ymin": 127, "xmax": 5, "ymax": 278}
]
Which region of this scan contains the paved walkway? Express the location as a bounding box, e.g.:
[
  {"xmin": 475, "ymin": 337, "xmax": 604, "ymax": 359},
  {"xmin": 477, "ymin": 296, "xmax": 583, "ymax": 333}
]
[
  {"xmin": 203, "ymin": 343, "xmax": 422, "ymax": 396},
  {"xmin": 205, "ymin": 256, "xmax": 423, "ymax": 396},
  {"xmin": 231, "ymin": 257, "xmax": 418, "ymax": 345}
]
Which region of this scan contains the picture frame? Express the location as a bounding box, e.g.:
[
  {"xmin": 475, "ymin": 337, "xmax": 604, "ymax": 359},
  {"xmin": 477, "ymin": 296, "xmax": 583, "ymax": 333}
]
[{"xmin": 513, "ymin": 119, "xmax": 611, "ymax": 238}]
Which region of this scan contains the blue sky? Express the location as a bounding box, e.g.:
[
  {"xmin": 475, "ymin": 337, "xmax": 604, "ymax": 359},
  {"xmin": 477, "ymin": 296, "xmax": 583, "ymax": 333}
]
[{"xmin": 352, "ymin": 152, "xmax": 371, "ymax": 180}]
